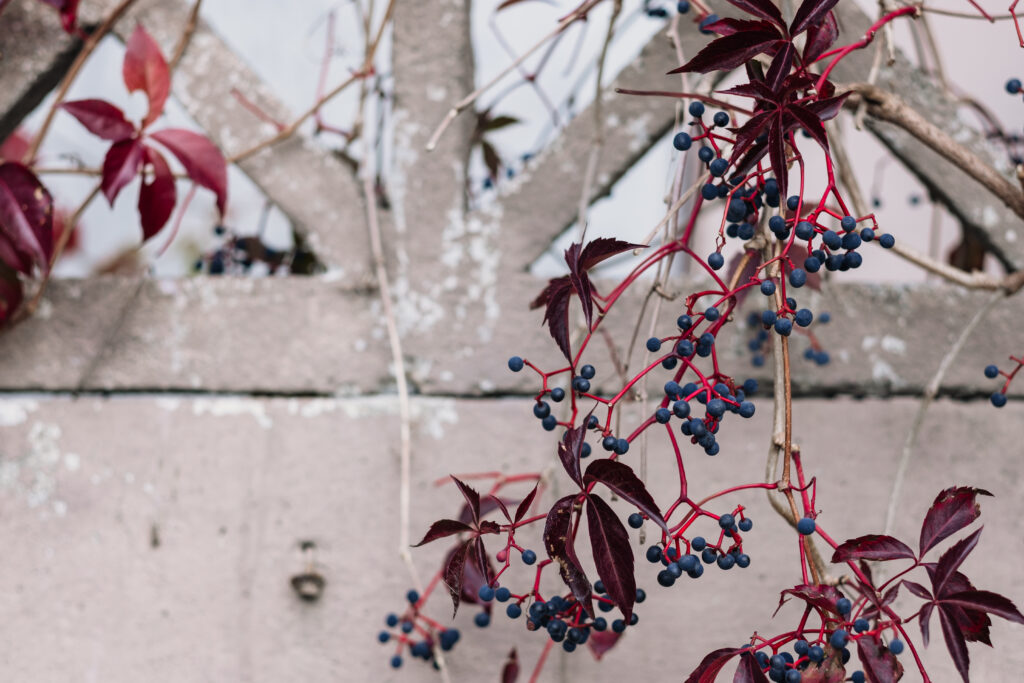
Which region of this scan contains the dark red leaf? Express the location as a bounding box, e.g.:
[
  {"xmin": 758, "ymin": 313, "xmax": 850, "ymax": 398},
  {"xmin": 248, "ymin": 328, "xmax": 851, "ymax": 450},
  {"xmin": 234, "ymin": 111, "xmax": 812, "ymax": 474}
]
[
  {"xmin": 923, "ymin": 566, "xmax": 992, "ymax": 644},
  {"xmin": 470, "ymin": 536, "xmax": 494, "ymax": 585},
  {"xmin": 586, "ymin": 629, "xmax": 622, "ymax": 660},
  {"xmin": 903, "ymin": 581, "xmax": 933, "ymax": 600},
  {"xmin": 790, "ymin": 0, "xmax": 840, "ymax": 36},
  {"xmin": 442, "ymin": 540, "xmax": 470, "ymax": 615},
  {"xmin": 830, "ymin": 534, "xmax": 916, "ymax": 563},
  {"xmin": 919, "ymin": 601, "xmax": 934, "ymax": 647},
  {"xmin": 725, "ymin": 0, "xmax": 784, "ymax": 27},
  {"xmin": 733, "ymin": 650, "xmax": 771, "ymax": 682},
  {"xmin": 719, "ymin": 80, "xmax": 776, "ymax": 101},
  {"xmin": 802, "ymin": 10, "xmax": 838, "ymax": 62},
  {"xmin": 764, "ymin": 41, "xmax": 795, "ymax": 92},
  {"xmin": 450, "ymin": 476, "xmax": 481, "ymax": 526},
  {"xmin": 919, "ymin": 487, "xmax": 991, "ymax": 556},
  {"xmin": 138, "ymin": 146, "xmax": 175, "ymax": 240},
  {"xmin": 787, "ymin": 103, "xmax": 830, "ymax": 153},
  {"xmin": 579, "ymin": 237, "xmax": 645, "ymax": 270},
  {"xmin": 856, "ymin": 634, "xmax": 904, "ymax": 683},
  {"xmin": 0, "ymin": 264, "xmax": 23, "ymax": 324},
  {"xmin": 702, "ymin": 17, "xmax": 774, "ymax": 36},
  {"xmin": 458, "ymin": 495, "xmax": 515, "ymax": 526},
  {"xmin": 481, "ymin": 140, "xmax": 501, "ymax": 180},
  {"xmin": 586, "ymin": 494, "xmax": 635, "ymax": 622},
  {"xmin": 60, "ymin": 100, "xmax": 135, "ymax": 142},
  {"xmin": 564, "ymin": 243, "xmax": 594, "ymax": 328},
  {"xmin": 683, "ymin": 647, "xmax": 744, "ymax": 683},
  {"xmin": 881, "ymin": 583, "xmax": 901, "ymax": 608},
  {"xmin": 149, "ymin": 129, "xmax": 227, "ymax": 214},
  {"xmin": 932, "ymin": 527, "xmax": 983, "ymax": 595},
  {"xmin": 671, "ymin": 31, "xmax": 782, "ymax": 74},
  {"xmin": 478, "ymin": 520, "xmax": 501, "ymax": 535},
  {"xmin": 123, "ymin": 24, "xmax": 170, "ymax": 128},
  {"xmin": 101, "ymin": 139, "xmax": 144, "ymax": 205},
  {"xmin": 413, "ymin": 519, "xmax": 473, "ymax": 547},
  {"xmin": 501, "ymin": 648, "xmax": 519, "ymax": 683},
  {"xmin": 804, "ymin": 93, "xmax": 849, "ymax": 122},
  {"xmin": 0, "ymin": 162, "xmax": 53, "ymax": 273},
  {"xmin": 543, "ymin": 495, "xmax": 593, "ymax": 616},
  {"xmin": 776, "ymin": 584, "xmax": 844, "ymax": 618},
  {"xmin": 558, "ymin": 423, "xmax": 587, "ymax": 488},
  {"xmin": 767, "ymin": 115, "xmax": 788, "ymax": 198},
  {"xmin": 489, "ymin": 495, "xmax": 512, "ymax": 522},
  {"xmin": 583, "ymin": 458, "xmax": 668, "ymax": 533},
  {"xmin": 938, "ymin": 605, "xmax": 971, "ymax": 683},
  {"xmin": 514, "ymin": 484, "xmax": 539, "ymax": 524},
  {"xmin": 530, "ymin": 275, "xmax": 573, "ymax": 361},
  {"xmin": 484, "ymin": 115, "xmax": 521, "ymax": 132},
  {"xmin": 940, "ymin": 590, "xmax": 1024, "ymax": 625}
]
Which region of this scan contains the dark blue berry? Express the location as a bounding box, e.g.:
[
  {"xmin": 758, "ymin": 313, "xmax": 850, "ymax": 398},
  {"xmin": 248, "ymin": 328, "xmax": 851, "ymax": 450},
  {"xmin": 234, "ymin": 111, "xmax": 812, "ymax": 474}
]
[
  {"xmin": 789, "ymin": 269, "xmax": 807, "ymax": 288},
  {"xmin": 406, "ymin": 589, "xmax": 420, "ymax": 604},
  {"xmin": 701, "ymin": 183, "xmax": 719, "ymax": 200},
  {"xmin": 628, "ymin": 512, "xmax": 644, "ymax": 529},
  {"xmin": 774, "ymin": 318, "xmax": 793, "ymax": 336},
  {"xmin": 677, "ymin": 0, "xmax": 690, "ymax": 12},
  {"xmin": 797, "ymin": 517, "xmax": 816, "ymax": 535},
  {"xmin": 787, "ymin": 196, "xmax": 801, "ymax": 211},
  {"xmin": 522, "ymin": 549, "xmax": 537, "ymax": 564},
  {"xmin": 689, "ymin": 101, "xmax": 706, "ymax": 117},
  {"xmin": 612, "ymin": 619, "xmax": 626, "ymax": 633},
  {"xmin": 646, "ymin": 337, "xmax": 662, "ymax": 352},
  {"xmin": 580, "ymin": 364, "xmax": 596, "ymax": 379},
  {"xmin": 851, "ymin": 673, "xmax": 866, "ymax": 683},
  {"xmin": 716, "ymin": 554, "xmax": 735, "ymax": 570},
  {"xmin": 761, "ymin": 280, "xmax": 776, "ymax": 296},
  {"xmin": 860, "ymin": 227, "xmax": 875, "ymax": 241},
  {"xmin": 842, "ymin": 231, "xmax": 862, "ymax": 250},
  {"xmin": 822, "ymin": 230, "xmax": 841, "ymax": 249},
  {"xmin": 854, "ymin": 618, "xmax": 869, "ymax": 633},
  {"xmin": 378, "ymin": 630, "xmax": 390, "ymax": 643},
  {"xmin": 709, "ymin": 158, "xmax": 728, "ymax": 177},
  {"xmin": 550, "ymin": 387, "xmax": 565, "ymax": 402},
  {"xmin": 762, "ymin": 309, "xmax": 778, "ymax": 325},
  {"xmin": 795, "ymin": 221, "xmax": 815, "ymax": 240},
  {"xmin": 390, "ymin": 655, "xmax": 402, "ymax": 668},
  {"xmin": 474, "ymin": 612, "xmax": 490, "ymax": 627},
  {"xmin": 673, "ymin": 132, "xmax": 693, "ymax": 151},
  {"xmin": 698, "ymin": 146, "xmax": 715, "ymax": 162},
  {"xmin": 889, "ymin": 639, "xmax": 904, "ymax": 655},
  {"xmin": 655, "ymin": 407, "xmax": 672, "ymax": 424},
  {"xmin": 691, "ymin": 536, "xmax": 707, "ymax": 551},
  {"xmin": 573, "ymin": 377, "xmax": 590, "ymax": 393},
  {"xmin": 478, "ymin": 585, "xmax": 495, "ymax": 601},
  {"xmin": 657, "ymin": 570, "xmax": 676, "ymax": 587},
  {"xmin": 738, "ymin": 223, "xmax": 755, "ymax": 240},
  {"xmin": 701, "ymin": 548, "xmax": 717, "ymax": 564},
  {"xmin": 794, "ymin": 309, "xmax": 813, "ymax": 327},
  {"xmin": 386, "ymin": 613, "xmax": 399, "ymax": 627},
  {"xmin": 739, "ymin": 401, "xmax": 755, "ymax": 418},
  {"xmin": 662, "ymin": 356, "xmax": 678, "ymax": 369},
  {"xmin": 677, "ymin": 314, "xmax": 693, "ymax": 330},
  {"xmin": 837, "ymin": 597, "xmax": 852, "ymax": 614},
  {"xmin": 985, "ymin": 364, "xmax": 1000, "ymax": 378},
  {"xmin": 1007, "ymin": 78, "xmax": 1022, "ymax": 94},
  {"xmin": 841, "ymin": 215, "xmax": 857, "ymax": 231},
  {"xmin": 533, "ymin": 401, "xmax": 550, "ymax": 419},
  {"xmin": 808, "ymin": 645, "xmax": 824, "ymax": 663},
  {"xmin": 713, "ymin": 111, "xmax": 730, "ymax": 127},
  {"xmin": 705, "ymin": 305, "xmax": 721, "ymax": 321},
  {"xmin": 708, "ymin": 252, "xmax": 725, "ymax": 270},
  {"xmin": 615, "ymin": 438, "xmax": 630, "ymax": 454},
  {"xmin": 508, "ymin": 356, "xmax": 524, "ymax": 372},
  {"xmin": 991, "ymin": 392, "xmax": 1008, "ymax": 408},
  {"xmin": 541, "ymin": 415, "xmax": 557, "ymax": 431},
  {"xmin": 401, "ymin": 620, "xmax": 414, "ymax": 633},
  {"xmin": 646, "ymin": 545, "xmax": 663, "ymax": 563},
  {"xmin": 673, "ymin": 400, "xmax": 691, "ymax": 418},
  {"xmin": 879, "ymin": 233, "xmax": 895, "ymax": 248}
]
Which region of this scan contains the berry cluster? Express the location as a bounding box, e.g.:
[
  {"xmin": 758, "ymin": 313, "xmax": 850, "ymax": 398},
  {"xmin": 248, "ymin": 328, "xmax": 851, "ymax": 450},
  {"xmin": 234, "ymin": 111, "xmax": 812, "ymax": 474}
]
[
  {"xmin": 983, "ymin": 356, "xmax": 1023, "ymax": 407},
  {"xmin": 376, "ymin": 590, "xmax": 462, "ymax": 670}
]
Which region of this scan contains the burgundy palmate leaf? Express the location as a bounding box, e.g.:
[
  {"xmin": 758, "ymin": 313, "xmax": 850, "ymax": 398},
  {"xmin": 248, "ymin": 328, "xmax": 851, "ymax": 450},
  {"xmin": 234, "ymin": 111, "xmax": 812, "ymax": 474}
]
[
  {"xmin": 413, "ymin": 519, "xmax": 473, "ymax": 547},
  {"xmin": 862, "ymin": 582, "xmax": 901, "ymax": 622},
  {"xmin": 919, "ymin": 486, "xmax": 992, "ymax": 556},
  {"xmin": 501, "ymin": 648, "xmax": 519, "ymax": 683},
  {"xmin": 442, "ymin": 540, "xmax": 470, "ymax": 615},
  {"xmin": 767, "ymin": 115, "xmax": 788, "ymax": 198},
  {"xmin": 775, "ymin": 584, "xmax": 844, "ymax": 618},
  {"xmin": 764, "ymin": 41, "xmax": 795, "ymax": 93},
  {"xmin": 831, "ymin": 534, "xmax": 916, "ymax": 563},
  {"xmin": 856, "ymin": 634, "xmax": 904, "ymax": 683},
  {"xmin": 579, "ymin": 237, "xmax": 645, "ymax": 270},
  {"xmin": 148, "ymin": 129, "xmax": 228, "ymax": 214},
  {"xmin": 920, "ymin": 601, "xmax": 934, "ymax": 646},
  {"xmin": 544, "ymin": 495, "xmax": 594, "ymax": 615},
  {"xmin": 940, "ymin": 590, "xmax": 1024, "ymax": 625},
  {"xmin": 725, "ymin": 0, "xmax": 784, "ymax": 27},
  {"xmin": 938, "ymin": 605, "xmax": 971, "ymax": 683},
  {"xmin": 702, "ymin": 16, "xmax": 773, "ymax": 36},
  {"xmin": 514, "ymin": 484, "xmax": 538, "ymax": 524},
  {"xmin": 923, "ymin": 566, "xmax": 993, "ymax": 644},
  {"xmin": 138, "ymin": 146, "xmax": 175, "ymax": 240},
  {"xmin": 38, "ymin": 0, "xmax": 79, "ymax": 32},
  {"xmin": 719, "ymin": 80, "xmax": 776, "ymax": 101},
  {"xmin": 0, "ymin": 265, "xmax": 23, "ymax": 324},
  {"xmin": 530, "ymin": 275, "xmax": 573, "ymax": 361},
  {"xmin": 450, "ymin": 476, "xmax": 481, "ymax": 526},
  {"xmin": 932, "ymin": 527, "xmax": 983, "ymax": 595},
  {"xmin": 733, "ymin": 650, "xmax": 771, "ymax": 682},
  {"xmin": 458, "ymin": 495, "xmax": 516, "ymax": 526},
  {"xmin": 586, "ymin": 494, "xmax": 635, "ymax": 622},
  {"xmin": 586, "ymin": 629, "xmax": 622, "ymax": 660},
  {"xmin": 802, "ymin": 10, "xmax": 839, "ymax": 62},
  {"xmin": 787, "ymin": 103, "xmax": 830, "ymax": 152},
  {"xmin": 481, "ymin": 140, "xmax": 501, "ymax": 180},
  {"xmin": 903, "ymin": 580, "xmax": 933, "ymax": 600},
  {"xmin": 464, "ymin": 537, "xmax": 496, "ymax": 606},
  {"xmin": 102, "ymin": 139, "xmax": 145, "ymax": 205},
  {"xmin": 564, "ymin": 243, "xmax": 595, "ymax": 327},
  {"xmin": 0, "ymin": 162, "xmax": 54, "ymax": 274},
  {"xmin": 790, "ymin": 0, "xmax": 841, "ymax": 36},
  {"xmin": 60, "ymin": 100, "xmax": 135, "ymax": 142},
  {"xmin": 478, "ymin": 520, "xmax": 501, "ymax": 535},
  {"xmin": 558, "ymin": 423, "xmax": 587, "ymax": 488},
  {"xmin": 670, "ymin": 30, "xmax": 782, "ymax": 74},
  {"xmin": 683, "ymin": 647, "xmax": 744, "ymax": 683},
  {"xmin": 123, "ymin": 25, "xmax": 171, "ymax": 128},
  {"xmin": 583, "ymin": 458, "xmax": 668, "ymax": 533},
  {"xmin": 804, "ymin": 92, "xmax": 849, "ymax": 122},
  {"xmin": 489, "ymin": 495, "xmax": 512, "ymax": 522}
]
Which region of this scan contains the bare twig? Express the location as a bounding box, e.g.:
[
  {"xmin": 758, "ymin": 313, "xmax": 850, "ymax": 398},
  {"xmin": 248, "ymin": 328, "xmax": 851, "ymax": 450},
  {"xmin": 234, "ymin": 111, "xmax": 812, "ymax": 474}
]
[
  {"xmin": 884, "ymin": 289, "xmax": 1006, "ymax": 535},
  {"xmin": 847, "ymin": 83, "xmax": 1024, "ymax": 222},
  {"xmin": 169, "ymin": 0, "xmax": 203, "ymax": 73}
]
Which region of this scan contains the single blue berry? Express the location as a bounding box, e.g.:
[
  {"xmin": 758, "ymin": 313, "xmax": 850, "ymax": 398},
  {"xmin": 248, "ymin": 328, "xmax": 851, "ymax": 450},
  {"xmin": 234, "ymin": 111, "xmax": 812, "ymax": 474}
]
[
  {"xmin": 718, "ymin": 513, "xmax": 735, "ymax": 529},
  {"xmin": 984, "ymin": 364, "xmax": 999, "ymax": 379},
  {"xmin": 785, "ymin": 670, "xmax": 802, "ymax": 683},
  {"xmin": 533, "ymin": 401, "xmax": 550, "ymax": 419},
  {"xmin": 797, "ymin": 517, "xmax": 816, "ymax": 535},
  {"xmin": 478, "ymin": 585, "xmax": 495, "ymax": 601},
  {"xmin": 580, "ymin": 364, "xmax": 596, "ymax": 379},
  {"xmin": 837, "ymin": 597, "xmax": 852, "ymax": 615},
  {"xmin": 1007, "ymin": 78, "xmax": 1022, "ymax": 94},
  {"xmin": 655, "ymin": 407, "xmax": 672, "ymax": 424},
  {"xmin": 735, "ymin": 553, "xmax": 750, "ymax": 568},
  {"xmin": 573, "ymin": 377, "xmax": 590, "ymax": 393},
  {"xmin": 701, "ymin": 548, "xmax": 717, "ymax": 564},
  {"xmin": 673, "ymin": 400, "xmax": 691, "ymax": 418},
  {"xmin": 550, "ymin": 387, "xmax": 565, "ymax": 402},
  {"xmin": 628, "ymin": 512, "xmax": 644, "ymax": 529},
  {"xmin": 689, "ymin": 101, "xmax": 706, "ymax": 117},
  {"xmin": 495, "ymin": 587, "xmax": 511, "ymax": 603},
  {"xmin": 739, "ymin": 401, "xmax": 755, "ymax": 418},
  {"xmin": 385, "ymin": 613, "xmax": 399, "ymax": 627},
  {"xmin": 406, "ymin": 589, "xmax": 420, "ymax": 604},
  {"xmin": 738, "ymin": 223, "xmax": 756, "ymax": 240},
  {"xmin": 673, "ymin": 132, "xmax": 693, "ymax": 151},
  {"xmin": 774, "ymin": 318, "xmax": 793, "ymax": 336},
  {"xmin": 691, "ymin": 536, "xmax": 707, "ymax": 551},
  {"xmin": 713, "ymin": 111, "xmax": 730, "ymax": 127},
  {"xmin": 717, "ymin": 553, "xmax": 735, "ymax": 570},
  {"xmin": 401, "ymin": 620, "xmax": 414, "ymax": 633},
  {"xmin": 698, "ymin": 146, "xmax": 714, "ymax": 163},
  {"xmin": 842, "ymin": 231, "xmax": 862, "ymax": 250},
  {"xmin": 378, "ymin": 630, "xmax": 390, "ymax": 643},
  {"xmin": 889, "ymin": 639, "xmax": 904, "ymax": 655},
  {"xmin": 808, "ymin": 645, "xmax": 824, "ymax": 663},
  {"xmin": 662, "ymin": 356, "xmax": 678, "ymax": 370},
  {"xmin": 854, "ymin": 618, "xmax": 869, "ymax": 633},
  {"xmin": 794, "ymin": 309, "xmax": 813, "ymax": 327},
  {"xmin": 991, "ymin": 392, "xmax": 1008, "ymax": 408},
  {"xmin": 677, "ymin": 0, "xmax": 690, "ymax": 12},
  {"xmin": 506, "ymin": 603, "xmax": 521, "ymax": 618},
  {"xmin": 787, "ymin": 195, "xmax": 800, "ymax": 211},
  {"xmin": 762, "ymin": 309, "xmax": 778, "ymax": 325},
  {"xmin": 474, "ymin": 612, "xmax": 490, "ymax": 627},
  {"xmin": 508, "ymin": 356, "xmax": 524, "ymax": 372},
  {"xmin": 646, "ymin": 545, "xmax": 663, "ymax": 563},
  {"xmin": 841, "ymin": 215, "xmax": 857, "ymax": 231},
  {"xmin": 677, "ymin": 314, "xmax": 692, "ymax": 330},
  {"xmin": 708, "ymin": 253, "xmax": 725, "ymax": 270},
  {"xmin": 879, "ymin": 233, "xmax": 895, "ymax": 248},
  {"xmin": 615, "ymin": 438, "xmax": 630, "ymax": 454},
  {"xmin": 709, "ymin": 158, "xmax": 728, "ymax": 177},
  {"xmin": 705, "ymin": 305, "xmax": 721, "ymax": 321},
  {"xmin": 795, "ymin": 221, "xmax": 815, "ymax": 240},
  {"xmin": 860, "ymin": 227, "xmax": 876, "ymax": 241},
  {"xmin": 390, "ymin": 655, "xmax": 402, "ymax": 668},
  {"xmin": 761, "ymin": 280, "xmax": 776, "ymax": 296},
  {"xmin": 541, "ymin": 415, "xmax": 557, "ymax": 431},
  {"xmin": 701, "ymin": 183, "xmax": 719, "ymax": 200},
  {"xmin": 612, "ymin": 619, "xmax": 626, "ymax": 633},
  {"xmin": 789, "ymin": 268, "xmax": 807, "ymax": 288},
  {"xmin": 851, "ymin": 672, "xmax": 866, "ymax": 683},
  {"xmin": 738, "ymin": 518, "xmax": 753, "ymax": 532},
  {"xmin": 657, "ymin": 569, "xmax": 676, "ymax": 587},
  {"xmin": 522, "ymin": 549, "xmax": 537, "ymax": 565},
  {"xmin": 646, "ymin": 337, "xmax": 662, "ymax": 352}
]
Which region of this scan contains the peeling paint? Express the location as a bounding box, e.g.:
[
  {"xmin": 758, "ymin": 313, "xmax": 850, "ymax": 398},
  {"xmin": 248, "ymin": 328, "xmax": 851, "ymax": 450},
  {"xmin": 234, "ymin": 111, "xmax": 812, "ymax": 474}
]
[
  {"xmin": 191, "ymin": 398, "xmax": 273, "ymax": 429},
  {"xmin": 0, "ymin": 399, "xmax": 39, "ymax": 426}
]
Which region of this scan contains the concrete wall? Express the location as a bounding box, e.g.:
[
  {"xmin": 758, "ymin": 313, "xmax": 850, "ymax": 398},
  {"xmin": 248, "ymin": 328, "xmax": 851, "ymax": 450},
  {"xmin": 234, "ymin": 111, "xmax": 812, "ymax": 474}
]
[{"xmin": 2, "ymin": 1, "xmax": 1024, "ymax": 682}]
